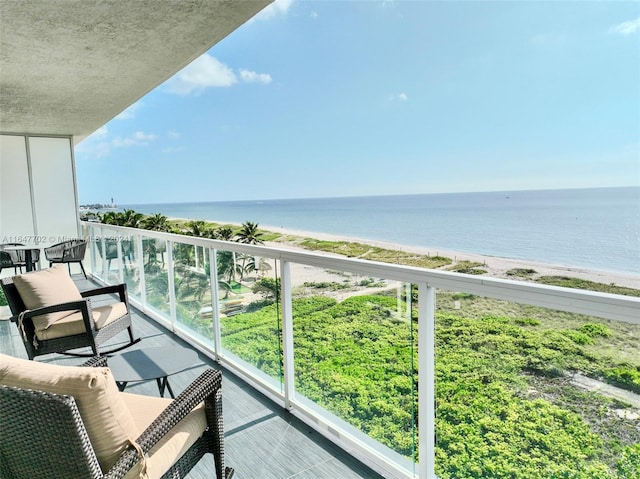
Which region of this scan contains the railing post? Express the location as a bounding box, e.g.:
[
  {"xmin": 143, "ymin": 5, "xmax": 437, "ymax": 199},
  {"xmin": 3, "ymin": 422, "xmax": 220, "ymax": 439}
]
[
  {"xmin": 209, "ymin": 248, "xmax": 222, "ymax": 360},
  {"xmin": 281, "ymin": 260, "xmax": 295, "ymax": 409},
  {"xmin": 89, "ymin": 225, "xmax": 97, "ymax": 276},
  {"xmin": 418, "ymin": 282, "xmax": 436, "ymax": 479},
  {"xmin": 117, "ymin": 236, "xmax": 124, "ymax": 284},
  {"xmin": 166, "ymin": 240, "xmax": 177, "ymax": 329},
  {"xmin": 100, "ymin": 227, "xmax": 107, "ymax": 279},
  {"xmin": 137, "ymin": 234, "xmax": 147, "ymax": 306}
]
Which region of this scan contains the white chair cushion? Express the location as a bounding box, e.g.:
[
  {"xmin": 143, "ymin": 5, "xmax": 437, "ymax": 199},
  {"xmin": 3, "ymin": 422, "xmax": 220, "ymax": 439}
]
[
  {"xmin": 35, "ymin": 301, "xmax": 128, "ymax": 340},
  {"xmin": 0, "ymin": 353, "xmax": 139, "ymax": 473},
  {"xmin": 121, "ymin": 392, "xmax": 207, "ymax": 479},
  {"xmin": 12, "ymin": 264, "xmax": 83, "ymax": 330}
]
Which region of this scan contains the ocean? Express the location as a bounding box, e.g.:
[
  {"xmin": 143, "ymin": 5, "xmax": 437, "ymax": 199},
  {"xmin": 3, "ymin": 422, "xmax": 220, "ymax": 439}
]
[{"xmin": 125, "ymin": 187, "xmax": 639, "ymax": 275}]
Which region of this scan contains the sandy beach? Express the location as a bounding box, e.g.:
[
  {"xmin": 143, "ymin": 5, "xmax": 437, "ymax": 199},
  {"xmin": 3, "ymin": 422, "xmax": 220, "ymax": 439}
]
[
  {"xmin": 168, "ymin": 216, "xmax": 639, "ymax": 289},
  {"xmin": 259, "ymin": 224, "xmax": 640, "ymax": 290}
]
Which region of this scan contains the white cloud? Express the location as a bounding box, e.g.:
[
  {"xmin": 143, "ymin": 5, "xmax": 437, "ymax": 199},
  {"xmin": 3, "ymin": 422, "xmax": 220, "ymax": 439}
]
[
  {"xmin": 165, "ymin": 54, "xmax": 237, "ymax": 95},
  {"xmin": 76, "ymin": 129, "xmax": 157, "ymax": 159},
  {"xmin": 112, "ymin": 131, "xmax": 158, "ymax": 148},
  {"xmin": 389, "ymin": 92, "xmax": 408, "ymax": 102},
  {"xmin": 115, "ymin": 101, "xmax": 142, "ymax": 120},
  {"xmin": 609, "ymin": 17, "xmax": 640, "ymax": 35},
  {"xmin": 255, "ymin": 0, "xmax": 294, "ymax": 20},
  {"xmin": 310, "ymin": 11, "xmax": 318, "ymax": 19},
  {"xmin": 167, "ymin": 130, "xmax": 180, "ymax": 139},
  {"xmin": 240, "ymin": 69, "xmax": 273, "ymax": 84}
]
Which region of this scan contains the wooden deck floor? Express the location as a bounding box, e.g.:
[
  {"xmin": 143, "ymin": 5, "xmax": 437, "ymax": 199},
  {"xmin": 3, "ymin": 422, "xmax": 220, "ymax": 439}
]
[{"xmin": 0, "ymin": 275, "xmax": 384, "ymax": 479}]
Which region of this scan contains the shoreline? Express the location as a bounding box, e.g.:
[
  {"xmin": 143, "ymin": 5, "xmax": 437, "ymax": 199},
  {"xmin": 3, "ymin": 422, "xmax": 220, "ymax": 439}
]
[
  {"xmin": 170, "ymin": 216, "xmax": 639, "ymax": 289},
  {"xmin": 258, "ymin": 224, "xmax": 640, "ymax": 290}
]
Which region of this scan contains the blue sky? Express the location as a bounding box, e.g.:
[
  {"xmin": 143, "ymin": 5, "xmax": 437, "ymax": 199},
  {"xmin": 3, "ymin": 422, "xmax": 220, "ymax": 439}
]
[{"xmin": 76, "ymin": 0, "xmax": 640, "ymax": 205}]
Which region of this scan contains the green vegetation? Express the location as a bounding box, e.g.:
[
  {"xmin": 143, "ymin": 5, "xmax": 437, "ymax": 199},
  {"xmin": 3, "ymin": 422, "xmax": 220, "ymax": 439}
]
[
  {"xmin": 446, "ymin": 260, "xmax": 487, "ymax": 275},
  {"xmin": 536, "ymin": 276, "xmax": 640, "ymax": 297},
  {"xmin": 219, "ymin": 293, "xmax": 640, "ymax": 478},
  {"xmin": 296, "ymin": 238, "xmax": 453, "ymax": 269},
  {"xmin": 506, "ymin": 268, "xmax": 537, "ymax": 277},
  {"xmin": 0, "ymin": 287, "xmax": 7, "ymax": 306}
]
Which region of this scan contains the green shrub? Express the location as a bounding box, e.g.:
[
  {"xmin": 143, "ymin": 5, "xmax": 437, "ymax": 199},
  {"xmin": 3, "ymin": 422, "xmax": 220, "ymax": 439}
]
[
  {"xmin": 579, "ymin": 323, "xmax": 611, "ymax": 338},
  {"xmin": 506, "ymin": 268, "xmax": 537, "ymax": 277},
  {"xmin": 0, "ymin": 287, "xmax": 7, "ymax": 307},
  {"xmin": 447, "ymin": 261, "xmax": 487, "ymax": 275},
  {"xmin": 602, "ymin": 366, "xmax": 640, "ymax": 393},
  {"xmin": 513, "ymin": 318, "xmax": 541, "ymax": 326},
  {"xmin": 564, "ymin": 330, "xmax": 595, "ymax": 345},
  {"xmin": 536, "ymin": 276, "xmax": 640, "ymax": 297},
  {"xmin": 451, "ymin": 292, "xmax": 476, "ymax": 300}
]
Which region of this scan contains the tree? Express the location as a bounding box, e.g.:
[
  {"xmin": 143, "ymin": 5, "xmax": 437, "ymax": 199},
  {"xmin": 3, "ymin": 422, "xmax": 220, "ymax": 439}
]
[
  {"xmin": 213, "ymin": 227, "xmax": 234, "ymax": 241},
  {"xmin": 142, "ymin": 213, "xmax": 171, "ymax": 232},
  {"xmin": 252, "ymin": 277, "xmax": 280, "ymax": 302},
  {"xmin": 121, "ymin": 209, "xmax": 144, "ymax": 228},
  {"xmin": 184, "ymin": 220, "xmax": 209, "ymax": 237},
  {"xmin": 236, "ymin": 221, "xmax": 264, "ymax": 245},
  {"xmin": 99, "ymin": 209, "xmax": 144, "ymax": 228},
  {"xmin": 216, "ymin": 250, "xmax": 244, "ymax": 285}
]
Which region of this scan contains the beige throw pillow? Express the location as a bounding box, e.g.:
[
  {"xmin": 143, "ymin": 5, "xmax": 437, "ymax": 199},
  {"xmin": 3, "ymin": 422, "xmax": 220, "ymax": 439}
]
[
  {"xmin": 12, "ymin": 264, "xmax": 84, "ymax": 330},
  {"xmin": 0, "ymin": 353, "xmax": 140, "ymax": 473}
]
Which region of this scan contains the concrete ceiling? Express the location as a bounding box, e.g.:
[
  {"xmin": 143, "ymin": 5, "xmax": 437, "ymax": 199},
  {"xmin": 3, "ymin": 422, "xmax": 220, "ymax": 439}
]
[{"xmin": 0, "ymin": 0, "xmax": 272, "ymax": 140}]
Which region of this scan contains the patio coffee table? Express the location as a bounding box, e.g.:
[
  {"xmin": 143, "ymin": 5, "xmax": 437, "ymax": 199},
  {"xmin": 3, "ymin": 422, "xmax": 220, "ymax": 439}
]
[{"xmin": 108, "ymin": 346, "xmax": 199, "ymax": 398}]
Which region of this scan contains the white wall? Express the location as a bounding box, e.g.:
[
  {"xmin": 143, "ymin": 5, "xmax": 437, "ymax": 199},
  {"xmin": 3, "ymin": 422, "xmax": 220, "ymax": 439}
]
[{"xmin": 0, "ymin": 134, "xmax": 79, "ymax": 250}]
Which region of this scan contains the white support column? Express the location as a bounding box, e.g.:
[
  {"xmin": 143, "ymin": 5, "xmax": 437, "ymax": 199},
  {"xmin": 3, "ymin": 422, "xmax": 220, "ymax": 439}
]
[
  {"xmin": 418, "ymin": 282, "xmax": 436, "ymax": 479},
  {"xmin": 166, "ymin": 240, "xmax": 176, "ymax": 330},
  {"xmin": 209, "ymin": 248, "xmax": 222, "ymax": 360},
  {"xmin": 281, "ymin": 260, "xmax": 295, "ymax": 409}
]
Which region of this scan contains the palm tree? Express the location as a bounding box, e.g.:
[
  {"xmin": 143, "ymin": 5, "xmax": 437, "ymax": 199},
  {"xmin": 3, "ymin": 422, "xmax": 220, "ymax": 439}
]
[
  {"xmin": 185, "ymin": 220, "xmax": 209, "ymax": 237},
  {"xmin": 142, "ymin": 213, "xmax": 171, "ymax": 232},
  {"xmin": 216, "ymin": 250, "xmax": 244, "ymax": 285},
  {"xmin": 99, "ymin": 210, "xmax": 124, "ymax": 225},
  {"xmin": 236, "ymin": 221, "xmax": 264, "ymax": 245},
  {"xmin": 235, "ymin": 222, "xmax": 264, "ymax": 278},
  {"xmin": 121, "ymin": 209, "xmax": 144, "ymax": 228},
  {"xmin": 213, "ymin": 226, "xmax": 234, "ymax": 241}
]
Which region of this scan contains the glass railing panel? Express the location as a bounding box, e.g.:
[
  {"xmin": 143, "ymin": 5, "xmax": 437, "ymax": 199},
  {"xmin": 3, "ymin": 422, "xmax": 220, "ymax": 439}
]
[
  {"xmin": 290, "ymin": 264, "xmax": 417, "ymax": 466},
  {"xmin": 433, "ymin": 288, "xmax": 640, "ymax": 479},
  {"xmin": 120, "ymin": 234, "xmax": 141, "ymax": 301},
  {"xmin": 218, "ymin": 250, "xmax": 284, "ymax": 389},
  {"xmin": 172, "ymin": 242, "xmax": 214, "ymax": 342},
  {"xmin": 96, "ymin": 228, "xmax": 123, "ymax": 285},
  {"xmin": 89, "ymin": 228, "xmax": 108, "ymax": 282},
  {"xmin": 141, "ymin": 236, "xmax": 170, "ymax": 316}
]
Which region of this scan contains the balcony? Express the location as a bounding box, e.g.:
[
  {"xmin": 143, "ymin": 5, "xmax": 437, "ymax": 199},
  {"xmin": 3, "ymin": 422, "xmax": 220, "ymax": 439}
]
[
  {"xmin": 2, "ymin": 221, "xmax": 639, "ymax": 478},
  {"xmin": 0, "ymin": 274, "xmax": 383, "ymax": 479}
]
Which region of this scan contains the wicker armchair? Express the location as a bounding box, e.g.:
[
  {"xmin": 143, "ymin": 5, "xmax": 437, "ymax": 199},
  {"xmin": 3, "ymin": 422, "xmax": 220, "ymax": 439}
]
[
  {"xmin": 0, "ymin": 354, "xmax": 234, "ymax": 479},
  {"xmin": 44, "ymin": 239, "xmax": 88, "ymax": 278},
  {"xmin": 0, "ymin": 265, "xmax": 139, "ymax": 360}
]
